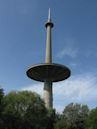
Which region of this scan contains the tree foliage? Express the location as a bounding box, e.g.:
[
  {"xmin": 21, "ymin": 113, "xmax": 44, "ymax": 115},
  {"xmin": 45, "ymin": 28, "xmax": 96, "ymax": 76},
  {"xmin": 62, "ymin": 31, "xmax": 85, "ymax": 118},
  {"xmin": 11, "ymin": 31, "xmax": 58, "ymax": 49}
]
[
  {"xmin": 0, "ymin": 88, "xmax": 4, "ymax": 129},
  {"xmin": 54, "ymin": 115, "xmax": 67, "ymax": 129},
  {"xmin": 54, "ymin": 103, "xmax": 89, "ymax": 129},
  {"xmin": 0, "ymin": 88, "xmax": 4, "ymax": 109},
  {"xmin": 0, "ymin": 88, "xmax": 97, "ymax": 129},
  {"xmin": 86, "ymin": 108, "xmax": 97, "ymax": 129},
  {"xmin": 1, "ymin": 90, "xmax": 52, "ymax": 129}
]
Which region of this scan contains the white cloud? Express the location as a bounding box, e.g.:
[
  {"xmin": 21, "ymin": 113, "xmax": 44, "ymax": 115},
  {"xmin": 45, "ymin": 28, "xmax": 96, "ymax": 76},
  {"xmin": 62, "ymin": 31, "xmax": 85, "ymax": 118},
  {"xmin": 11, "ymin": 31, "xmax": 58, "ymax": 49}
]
[
  {"xmin": 57, "ymin": 39, "xmax": 78, "ymax": 59},
  {"xmin": 22, "ymin": 83, "xmax": 43, "ymax": 96},
  {"xmin": 21, "ymin": 73, "xmax": 97, "ymax": 112},
  {"xmin": 57, "ymin": 47, "xmax": 78, "ymax": 58},
  {"xmin": 53, "ymin": 74, "xmax": 97, "ymax": 102}
]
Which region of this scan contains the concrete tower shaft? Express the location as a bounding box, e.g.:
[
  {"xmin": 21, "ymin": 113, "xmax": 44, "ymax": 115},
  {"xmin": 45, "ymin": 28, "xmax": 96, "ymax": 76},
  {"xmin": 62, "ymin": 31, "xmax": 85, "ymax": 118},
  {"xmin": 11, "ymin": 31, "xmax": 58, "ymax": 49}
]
[
  {"xmin": 43, "ymin": 81, "xmax": 53, "ymax": 108},
  {"xmin": 45, "ymin": 8, "xmax": 53, "ymax": 63},
  {"xmin": 44, "ymin": 9, "xmax": 54, "ymax": 108}
]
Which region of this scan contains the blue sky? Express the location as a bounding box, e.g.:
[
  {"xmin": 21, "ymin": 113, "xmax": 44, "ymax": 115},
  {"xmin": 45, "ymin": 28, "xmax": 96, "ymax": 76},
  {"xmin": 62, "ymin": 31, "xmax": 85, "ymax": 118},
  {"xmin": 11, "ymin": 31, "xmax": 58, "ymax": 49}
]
[{"xmin": 0, "ymin": 0, "xmax": 97, "ymax": 112}]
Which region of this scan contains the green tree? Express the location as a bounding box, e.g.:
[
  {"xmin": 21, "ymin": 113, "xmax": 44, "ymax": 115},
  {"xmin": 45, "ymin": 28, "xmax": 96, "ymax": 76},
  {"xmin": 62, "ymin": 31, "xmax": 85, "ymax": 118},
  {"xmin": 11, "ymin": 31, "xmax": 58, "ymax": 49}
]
[
  {"xmin": 2, "ymin": 91, "xmax": 50, "ymax": 129},
  {"xmin": 55, "ymin": 103, "xmax": 89, "ymax": 129},
  {"xmin": 54, "ymin": 113, "xmax": 67, "ymax": 129},
  {"xmin": 47, "ymin": 108, "xmax": 56, "ymax": 129},
  {"xmin": 0, "ymin": 88, "xmax": 4, "ymax": 110},
  {"xmin": 0, "ymin": 88, "xmax": 4, "ymax": 129},
  {"xmin": 63, "ymin": 103, "xmax": 89, "ymax": 129},
  {"xmin": 86, "ymin": 107, "xmax": 97, "ymax": 129}
]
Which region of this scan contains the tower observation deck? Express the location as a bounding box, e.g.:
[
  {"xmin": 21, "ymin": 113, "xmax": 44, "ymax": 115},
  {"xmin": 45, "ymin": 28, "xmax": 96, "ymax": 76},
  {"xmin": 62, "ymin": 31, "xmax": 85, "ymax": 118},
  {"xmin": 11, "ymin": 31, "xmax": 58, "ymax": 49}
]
[{"xmin": 26, "ymin": 9, "xmax": 71, "ymax": 109}]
